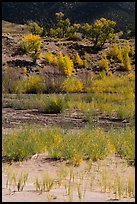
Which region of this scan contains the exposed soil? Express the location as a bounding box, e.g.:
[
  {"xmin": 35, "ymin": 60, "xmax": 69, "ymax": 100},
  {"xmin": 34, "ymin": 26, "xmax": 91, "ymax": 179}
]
[
  {"xmin": 2, "ymin": 154, "xmax": 135, "ymax": 202},
  {"xmin": 2, "ymin": 107, "xmax": 130, "ymax": 134},
  {"xmin": 2, "ymin": 32, "xmax": 135, "ymax": 80}
]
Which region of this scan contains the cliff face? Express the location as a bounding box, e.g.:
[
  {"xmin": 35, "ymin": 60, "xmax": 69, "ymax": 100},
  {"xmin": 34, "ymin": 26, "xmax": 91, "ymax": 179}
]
[{"xmin": 2, "ymin": 2, "xmax": 135, "ymax": 32}]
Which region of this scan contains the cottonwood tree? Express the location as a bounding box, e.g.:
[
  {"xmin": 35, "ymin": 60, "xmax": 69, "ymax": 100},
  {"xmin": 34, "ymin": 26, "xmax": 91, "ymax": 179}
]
[{"xmin": 83, "ymin": 18, "xmax": 116, "ymax": 50}]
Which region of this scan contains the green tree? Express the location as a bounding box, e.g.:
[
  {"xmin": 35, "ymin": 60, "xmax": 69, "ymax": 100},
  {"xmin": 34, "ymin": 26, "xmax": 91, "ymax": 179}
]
[{"xmin": 83, "ymin": 18, "xmax": 116, "ymax": 50}]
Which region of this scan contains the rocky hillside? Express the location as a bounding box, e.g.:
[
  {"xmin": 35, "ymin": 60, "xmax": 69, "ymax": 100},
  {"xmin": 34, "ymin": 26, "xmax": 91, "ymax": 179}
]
[{"xmin": 2, "ymin": 2, "xmax": 135, "ymax": 34}]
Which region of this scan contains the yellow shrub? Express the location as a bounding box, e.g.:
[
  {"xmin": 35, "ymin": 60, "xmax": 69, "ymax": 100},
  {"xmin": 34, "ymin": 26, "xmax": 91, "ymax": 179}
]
[
  {"xmin": 99, "ymin": 56, "xmax": 109, "ymax": 71},
  {"xmin": 43, "ymin": 52, "xmax": 54, "ymax": 64},
  {"xmin": 117, "ymin": 47, "xmax": 123, "ymax": 62},
  {"xmin": 74, "ymin": 52, "xmax": 83, "ymax": 67},
  {"xmin": 128, "ymin": 72, "xmax": 135, "ymax": 80},
  {"xmin": 70, "ymin": 154, "xmax": 83, "ymax": 166},
  {"xmin": 109, "ymin": 43, "xmax": 119, "ymax": 59},
  {"xmin": 121, "ymin": 50, "xmax": 132, "ymax": 71},
  {"xmin": 129, "ymin": 46, "xmax": 135, "ymax": 57},
  {"xmin": 83, "ymin": 59, "xmax": 88, "ymax": 68},
  {"xmin": 57, "ymin": 52, "xmax": 74, "ymax": 77},
  {"xmin": 20, "ymin": 34, "xmax": 42, "ymax": 63},
  {"xmin": 25, "ymin": 75, "xmax": 43, "ymax": 93},
  {"xmin": 23, "ymin": 67, "xmax": 28, "ymax": 75},
  {"xmin": 124, "ymin": 42, "xmax": 135, "ymax": 57},
  {"xmin": 52, "ymin": 56, "xmax": 58, "ymax": 65},
  {"xmin": 62, "ymin": 77, "xmax": 83, "ymax": 92},
  {"xmin": 21, "ymin": 34, "xmax": 41, "ymax": 53}
]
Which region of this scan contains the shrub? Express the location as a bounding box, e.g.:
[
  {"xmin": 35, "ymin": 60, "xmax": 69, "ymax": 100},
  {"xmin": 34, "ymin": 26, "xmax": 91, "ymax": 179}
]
[
  {"xmin": 25, "ymin": 75, "xmax": 43, "ymax": 93},
  {"xmin": 110, "ymin": 127, "xmax": 135, "ymax": 162},
  {"xmin": 73, "ymin": 52, "xmax": 83, "ymax": 67},
  {"xmin": 83, "ymin": 59, "xmax": 88, "ymax": 68},
  {"xmin": 62, "ymin": 77, "xmax": 83, "ymax": 93},
  {"xmin": 9, "ymin": 75, "xmax": 44, "ymax": 94},
  {"xmin": 23, "ymin": 67, "xmax": 28, "ymax": 75},
  {"xmin": 57, "ymin": 52, "xmax": 74, "ymax": 77},
  {"xmin": 38, "ymin": 95, "xmax": 65, "ymax": 114},
  {"xmin": 129, "ymin": 46, "xmax": 135, "ymax": 57},
  {"xmin": 43, "ymin": 52, "xmax": 57, "ymax": 65},
  {"xmin": 20, "ymin": 34, "xmax": 42, "ymax": 63},
  {"xmin": 99, "ymin": 56, "xmax": 109, "ymax": 72},
  {"xmin": 121, "ymin": 50, "xmax": 132, "ymax": 71},
  {"xmin": 107, "ymin": 42, "xmax": 134, "ymax": 70},
  {"xmin": 28, "ymin": 22, "xmax": 43, "ymax": 35},
  {"xmin": 45, "ymin": 12, "xmax": 81, "ymax": 39},
  {"xmin": 11, "ymin": 78, "xmax": 28, "ymax": 94},
  {"xmin": 108, "ymin": 44, "xmax": 119, "ymax": 60}
]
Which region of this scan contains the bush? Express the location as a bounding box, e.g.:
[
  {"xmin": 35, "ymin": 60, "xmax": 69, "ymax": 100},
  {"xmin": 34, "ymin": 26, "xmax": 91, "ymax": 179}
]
[
  {"xmin": 107, "ymin": 44, "xmax": 119, "ymax": 60},
  {"xmin": 121, "ymin": 49, "xmax": 132, "ymax": 71},
  {"xmin": 106, "ymin": 42, "xmax": 134, "ymax": 70},
  {"xmin": 99, "ymin": 56, "xmax": 109, "ymax": 72},
  {"xmin": 73, "ymin": 52, "xmax": 83, "ymax": 67},
  {"xmin": 62, "ymin": 77, "xmax": 83, "ymax": 93},
  {"xmin": 25, "ymin": 75, "xmax": 44, "ymax": 93},
  {"xmin": 43, "ymin": 52, "xmax": 57, "ymax": 65},
  {"xmin": 57, "ymin": 52, "xmax": 74, "ymax": 77},
  {"xmin": 28, "ymin": 22, "xmax": 43, "ymax": 35},
  {"xmin": 20, "ymin": 34, "xmax": 42, "ymax": 63},
  {"xmin": 38, "ymin": 95, "xmax": 65, "ymax": 114}
]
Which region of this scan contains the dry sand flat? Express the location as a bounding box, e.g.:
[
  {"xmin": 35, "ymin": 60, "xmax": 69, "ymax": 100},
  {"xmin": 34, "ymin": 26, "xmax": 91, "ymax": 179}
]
[{"xmin": 2, "ymin": 154, "xmax": 135, "ymax": 202}]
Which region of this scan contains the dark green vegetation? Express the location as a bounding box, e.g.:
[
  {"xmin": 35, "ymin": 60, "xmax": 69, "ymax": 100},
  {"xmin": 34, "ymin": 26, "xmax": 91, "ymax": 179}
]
[{"xmin": 2, "ymin": 2, "xmax": 135, "ymax": 37}]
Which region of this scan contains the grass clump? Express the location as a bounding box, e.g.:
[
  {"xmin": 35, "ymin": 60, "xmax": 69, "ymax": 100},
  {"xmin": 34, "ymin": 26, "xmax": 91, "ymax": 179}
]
[
  {"xmin": 34, "ymin": 173, "xmax": 54, "ymax": 193},
  {"xmin": 25, "ymin": 75, "xmax": 44, "ymax": 94},
  {"xmin": 38, "ymin": 95, "xmax": 65, "ymax": 114},
  {"xmin": 5, "ymin": 169, "xmax": 28, "ymax": 193},
  {"xmin": 62, "ymin": 77, "xmax": 83, "ymax": 93}
]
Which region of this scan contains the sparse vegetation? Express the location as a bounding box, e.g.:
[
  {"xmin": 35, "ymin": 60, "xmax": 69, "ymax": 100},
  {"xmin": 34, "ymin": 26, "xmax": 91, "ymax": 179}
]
[{"xmin": 2, "ymin": 7, "xmax": 135, "ymax": 202}]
